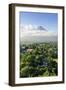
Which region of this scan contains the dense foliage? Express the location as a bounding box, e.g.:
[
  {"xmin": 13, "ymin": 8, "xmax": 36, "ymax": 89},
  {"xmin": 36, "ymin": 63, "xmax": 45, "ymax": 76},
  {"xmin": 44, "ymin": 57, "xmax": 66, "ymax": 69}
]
[{"xmin": 20, "ymin": 42, "xmax": 58, "ymax": 77}]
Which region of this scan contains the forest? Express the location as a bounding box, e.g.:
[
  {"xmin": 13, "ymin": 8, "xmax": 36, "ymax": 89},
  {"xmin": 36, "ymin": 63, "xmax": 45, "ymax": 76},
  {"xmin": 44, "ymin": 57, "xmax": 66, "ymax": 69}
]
[{"xmin": 20, "ymin": 42, "xmax": 58, "ymax": 78}]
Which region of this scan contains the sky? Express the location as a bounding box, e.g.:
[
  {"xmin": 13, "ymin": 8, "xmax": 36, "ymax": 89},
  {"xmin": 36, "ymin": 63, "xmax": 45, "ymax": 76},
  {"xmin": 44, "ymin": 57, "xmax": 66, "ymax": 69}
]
[{"xmin": 19, "ymin": 12, "xmax": 58, "ymax": 32}]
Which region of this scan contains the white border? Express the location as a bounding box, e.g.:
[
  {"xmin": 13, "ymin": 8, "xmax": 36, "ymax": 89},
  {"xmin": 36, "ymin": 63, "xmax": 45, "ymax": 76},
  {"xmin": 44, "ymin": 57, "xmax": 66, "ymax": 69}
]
[{"xmin": 15, "ymin": 6, "xmax": 63, "ymax": 84}]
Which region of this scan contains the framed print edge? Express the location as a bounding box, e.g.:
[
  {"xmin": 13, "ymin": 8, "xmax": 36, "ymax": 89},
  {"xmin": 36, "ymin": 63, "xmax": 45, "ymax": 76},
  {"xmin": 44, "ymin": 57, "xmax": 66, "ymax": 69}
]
[
  {"xmin": 62, "ymin": 6, "xmax": 65, "ymax": 84},
  {"xmin": 9, "ymin": 4, "xmax": 15, "ymax": 86},
  {"xmin": 9, "ymin": 3, "xmax": 64, "ymax": 86}
]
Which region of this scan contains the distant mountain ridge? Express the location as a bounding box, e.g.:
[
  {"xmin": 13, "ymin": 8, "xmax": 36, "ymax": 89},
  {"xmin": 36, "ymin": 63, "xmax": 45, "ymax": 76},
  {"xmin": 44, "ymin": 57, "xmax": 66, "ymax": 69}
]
[{"xmin": 37, "ymin": 26, "xmax": 47, "ymax": 31}]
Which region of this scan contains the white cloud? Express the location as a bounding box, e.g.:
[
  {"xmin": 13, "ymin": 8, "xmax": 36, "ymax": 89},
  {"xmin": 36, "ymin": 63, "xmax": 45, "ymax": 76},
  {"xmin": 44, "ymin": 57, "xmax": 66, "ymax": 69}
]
[{"xmin": 20, "ymin": 24, "xmax": 58, "ymax": 39}]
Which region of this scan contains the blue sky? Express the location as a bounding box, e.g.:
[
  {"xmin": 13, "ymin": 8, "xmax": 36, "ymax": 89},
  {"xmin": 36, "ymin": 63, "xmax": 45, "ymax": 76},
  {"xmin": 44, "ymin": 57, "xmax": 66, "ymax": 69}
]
[{"xmin": 19, "ymin": 12, "xmax": 58, "ymax": 32}]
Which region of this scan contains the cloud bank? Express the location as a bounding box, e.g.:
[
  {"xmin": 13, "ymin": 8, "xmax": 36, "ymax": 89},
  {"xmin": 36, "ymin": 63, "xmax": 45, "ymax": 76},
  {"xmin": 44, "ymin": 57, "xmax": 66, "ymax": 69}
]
[{"xmin": 20, "ymin": 24, "xmax": 58, "ymax": 44}]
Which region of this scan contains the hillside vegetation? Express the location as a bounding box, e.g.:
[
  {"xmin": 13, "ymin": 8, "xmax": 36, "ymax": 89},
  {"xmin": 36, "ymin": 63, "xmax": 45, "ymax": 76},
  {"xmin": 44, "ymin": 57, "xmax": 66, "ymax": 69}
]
[{"xmin": 20, "ymin": 42, "xmax": 58, "ymax": 77}]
